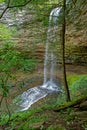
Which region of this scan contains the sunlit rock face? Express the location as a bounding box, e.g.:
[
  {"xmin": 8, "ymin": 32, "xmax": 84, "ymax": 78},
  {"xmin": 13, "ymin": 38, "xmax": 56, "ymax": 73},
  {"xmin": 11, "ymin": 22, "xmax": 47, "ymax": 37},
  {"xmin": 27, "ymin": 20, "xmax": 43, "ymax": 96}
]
[{"xmin": 0, "ymin": 2, "xmax": 34, "ymax": 27}]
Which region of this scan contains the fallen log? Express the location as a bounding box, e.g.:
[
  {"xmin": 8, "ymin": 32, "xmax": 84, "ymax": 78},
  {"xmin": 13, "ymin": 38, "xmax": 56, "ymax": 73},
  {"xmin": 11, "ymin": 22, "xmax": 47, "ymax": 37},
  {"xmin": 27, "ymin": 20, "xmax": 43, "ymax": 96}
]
[{"xmin": 54, "ymin": 95, "xmax": 87, "ymax": 112}]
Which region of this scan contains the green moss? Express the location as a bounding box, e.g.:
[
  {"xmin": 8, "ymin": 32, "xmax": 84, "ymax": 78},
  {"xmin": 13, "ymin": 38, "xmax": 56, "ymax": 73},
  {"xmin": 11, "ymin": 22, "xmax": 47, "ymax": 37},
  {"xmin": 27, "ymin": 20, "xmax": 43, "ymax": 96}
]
[
  {"xmin": 67, "ymin": 75, "xmax": 87, "ymax": 86},
  {"xmin": 67, "ymin": 75, "xmax": 81, "ymax": 86},
  {"xmin": 67, "ymin": 75, "xmax": 87, "ymax": 97}
]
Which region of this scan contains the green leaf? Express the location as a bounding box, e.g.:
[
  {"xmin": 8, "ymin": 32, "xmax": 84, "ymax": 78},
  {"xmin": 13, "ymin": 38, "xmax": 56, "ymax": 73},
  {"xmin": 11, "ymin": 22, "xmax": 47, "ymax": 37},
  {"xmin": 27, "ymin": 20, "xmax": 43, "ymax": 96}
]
[{"xmin": 0, "ymin": 0, "xmax": 4, "ymax": 2}]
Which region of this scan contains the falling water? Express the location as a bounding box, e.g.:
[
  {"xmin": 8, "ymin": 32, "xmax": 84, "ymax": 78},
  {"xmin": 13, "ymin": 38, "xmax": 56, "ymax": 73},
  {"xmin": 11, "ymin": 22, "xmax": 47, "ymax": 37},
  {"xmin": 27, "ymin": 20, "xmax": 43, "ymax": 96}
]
[
  {"xmin": 14, "ymin": 7, "xmax": 62, "ymax": 111},
  {"xmin": 42, "ymin": 7, "xmax": 61, "ymax": 87}
]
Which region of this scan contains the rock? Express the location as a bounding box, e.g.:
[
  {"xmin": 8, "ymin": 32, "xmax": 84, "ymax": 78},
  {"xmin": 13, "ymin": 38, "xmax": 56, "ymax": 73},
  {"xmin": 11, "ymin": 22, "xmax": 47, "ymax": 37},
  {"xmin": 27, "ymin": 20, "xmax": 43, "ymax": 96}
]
[
  {"xmin": 74, "ymin": 111, "xmax": 87, "ymax": 121},
  {"xmin": 29, "ymin": 121, "xmax": 45, "ymax": 129},
  {"xmin": 80, "ymin": 101, "xmax": 87, "ymax": 110}
]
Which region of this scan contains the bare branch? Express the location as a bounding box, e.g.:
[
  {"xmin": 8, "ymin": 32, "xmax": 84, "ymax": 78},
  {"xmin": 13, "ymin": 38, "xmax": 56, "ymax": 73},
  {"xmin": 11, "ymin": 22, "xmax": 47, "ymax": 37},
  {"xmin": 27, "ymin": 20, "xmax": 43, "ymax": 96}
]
[
  {"xmin": 0, "ymin": 6, "xmax": 8, "ymax": 19},
  {"xmin": 0, "ymin": 0, "xmax": 10, "ymax": 19},
  {"xmin": 0, "ymin": 0, "xmax": 32, "ymax": 19}
]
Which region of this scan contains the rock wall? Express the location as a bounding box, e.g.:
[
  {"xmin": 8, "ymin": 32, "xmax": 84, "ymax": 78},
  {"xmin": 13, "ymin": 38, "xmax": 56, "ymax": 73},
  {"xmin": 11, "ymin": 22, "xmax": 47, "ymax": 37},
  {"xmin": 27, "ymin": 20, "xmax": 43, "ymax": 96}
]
[
  {"xmin": 57, "ymin": 45, "xmax": 87, "ymax": 64},
  {"xmin": 18, "ymin": 45, "xmax": 87, "ymax": 64}
]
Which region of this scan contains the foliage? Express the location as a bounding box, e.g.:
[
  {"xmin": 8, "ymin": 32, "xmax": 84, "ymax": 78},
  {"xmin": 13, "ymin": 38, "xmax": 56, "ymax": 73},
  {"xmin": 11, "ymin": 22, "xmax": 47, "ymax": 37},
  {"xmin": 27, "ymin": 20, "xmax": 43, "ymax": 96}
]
[
  {"xmin": 0, "ymin": 108, "xmax": 47, "ymax": 129},
  {"xmin": 0, "ymin": 43, "xmax": 35, "ymax": 97},
  {"xmin": 0, "ymin": 0, "xmax": 3, "ymax": 2},
  {"xmin": 30, "ymin": 0, "xmax": 62, "ymax": 26},
  {"xmin": 67, "ymin": 75, "xmax": 87, "ymax": 89},
  {"xmin": 65, "ymin": 75, "xmax": 87, "ymax": 102},
  {"xmin": 69, "ymin": 75, "xmax": 87, "ymax": 96},
  {"xmin": 0, "ymin": 24, "xmax": 16, "ymax": 43},
  {"xmin": 31, "ymin": 2, "xmax": 50, "ymax": 26},
  {"xmin": 67, "ymin": 75, "xmax": 81, "ymax": 86},
  {"xmin": 4, "ymin": 0, "xmax": 27, "ymax": 6},
  {"xmin": 21, "ymin": 59, "xmax": 35, "ymax": 71},
  {"xmin": 0, "ymin": 24, "xmax": 35, "ymax": 97},
  {"xmin": 55, "ymin": 75, "xmax": 87, "ymax": 107},
  {"xmin": 0, "ymin": 44, "xmax": 19, "ymax": 96},
  {"xmin": 47, "ymin": 125, "xmax": 55, "ymax": 130},
  {"xmin": 0, "ymin": 22, "xmax": 36, "ymax": 99},
  {"xmin": 0, "ymin": 25, "xmax": 17, "ymax": 96}
]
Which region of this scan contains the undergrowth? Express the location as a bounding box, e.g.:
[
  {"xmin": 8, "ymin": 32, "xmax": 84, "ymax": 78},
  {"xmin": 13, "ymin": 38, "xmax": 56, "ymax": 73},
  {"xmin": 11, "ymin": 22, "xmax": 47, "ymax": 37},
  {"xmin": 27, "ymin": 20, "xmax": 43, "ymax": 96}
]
[{"xmin": 0, "ymin": 74, "xmax": 87, "ymax": 129}]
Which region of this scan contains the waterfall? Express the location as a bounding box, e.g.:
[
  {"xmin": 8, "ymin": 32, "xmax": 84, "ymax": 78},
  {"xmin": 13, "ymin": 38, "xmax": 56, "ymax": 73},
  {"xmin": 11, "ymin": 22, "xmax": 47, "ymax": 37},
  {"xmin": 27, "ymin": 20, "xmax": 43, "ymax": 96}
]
[
  {"xmin": 42, "ymin": 7, "xmax": 61, "ymax": 87},
  {"xmin": 14, "ymin": 7, "xmax": 62, "ymax": 111}
]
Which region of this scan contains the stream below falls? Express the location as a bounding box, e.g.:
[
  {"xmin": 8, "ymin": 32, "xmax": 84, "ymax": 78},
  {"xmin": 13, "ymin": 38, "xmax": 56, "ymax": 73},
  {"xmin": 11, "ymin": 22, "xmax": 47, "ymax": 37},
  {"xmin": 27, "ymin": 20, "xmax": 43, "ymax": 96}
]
[{"xmin": 15, "ymin": 81, "xmax": 61, "ymax": 111}]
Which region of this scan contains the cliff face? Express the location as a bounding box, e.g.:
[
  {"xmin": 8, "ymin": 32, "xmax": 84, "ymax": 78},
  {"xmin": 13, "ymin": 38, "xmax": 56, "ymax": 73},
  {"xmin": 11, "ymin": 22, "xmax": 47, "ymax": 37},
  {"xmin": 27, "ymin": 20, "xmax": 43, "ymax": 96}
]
[
  {"xmin": 0, "ymin": 1, "xmax": 87, "ymax": 64},
  {"xmin": 66, "ymin": 0, "xmax": 87, "ymax": 46}
]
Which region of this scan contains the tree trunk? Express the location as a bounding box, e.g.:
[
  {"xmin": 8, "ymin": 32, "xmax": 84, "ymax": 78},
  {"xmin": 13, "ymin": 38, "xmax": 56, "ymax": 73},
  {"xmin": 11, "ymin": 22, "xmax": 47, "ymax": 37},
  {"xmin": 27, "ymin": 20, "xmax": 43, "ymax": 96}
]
[
  {"xmin": 62, "ymin": 0, "xmax": 71, "ymax": 101},
  {"xmin": 54, "ymin": 95, "xmax": 87, "ymax": 112}
]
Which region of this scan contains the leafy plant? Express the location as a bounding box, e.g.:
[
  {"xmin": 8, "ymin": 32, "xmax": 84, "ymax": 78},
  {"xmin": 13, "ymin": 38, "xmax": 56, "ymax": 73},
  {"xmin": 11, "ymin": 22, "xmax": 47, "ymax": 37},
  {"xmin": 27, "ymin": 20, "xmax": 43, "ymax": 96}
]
[
  {"xmin": 0, "ymin": 43, "xmax": 36, "ymax": 97},
  {"xmin": 0, "ymin": 44, "xmax": 21, "ymax": 97},
  {"xmin": 0, "ymin": 25, "xmax": 36, "ymax": 112},
  {"xmin": 0, "ymin": 44, "xmax": 36, "ymax": 121},
  {"xmin": 67, "ymin": 75, "xmax": 81, "ymax": 86},
  {"xmin": 47, "ymin": 125, "xmax": 55, "ymax": 130},
  {"xmin": 0, "ymin": 24, "xmax": 16, "ymax": 43},
  {"xmin": 67, "ymin": 75, "xmax": 87, "ymax": 99},
  {"xmin": 21, "ymin": 59, "xmax": 35, "ymax": 72},
  {"xmin": 68, "ymin": 75, "xmax": 87, "ymax": 90}
]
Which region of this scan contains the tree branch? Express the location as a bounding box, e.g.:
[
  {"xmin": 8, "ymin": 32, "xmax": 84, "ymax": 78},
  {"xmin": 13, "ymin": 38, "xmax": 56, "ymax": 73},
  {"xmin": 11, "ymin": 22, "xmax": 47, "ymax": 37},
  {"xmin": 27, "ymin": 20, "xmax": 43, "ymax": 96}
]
[
  {"xmin": 0, "ymin": 0, "xmax": 32, "ymax": 19},
  {"xmin": 0, "ymin": 6, "xmax": 9, "ymax": 19}
]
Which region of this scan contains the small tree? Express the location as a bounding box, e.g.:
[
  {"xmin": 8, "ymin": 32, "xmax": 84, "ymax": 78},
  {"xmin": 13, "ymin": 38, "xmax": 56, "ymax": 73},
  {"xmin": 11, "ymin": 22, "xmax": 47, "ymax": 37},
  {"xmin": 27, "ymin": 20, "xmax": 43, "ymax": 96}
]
[{"xmin": 61, "ymin": 0, "xmax": 71, "ymax": 101}]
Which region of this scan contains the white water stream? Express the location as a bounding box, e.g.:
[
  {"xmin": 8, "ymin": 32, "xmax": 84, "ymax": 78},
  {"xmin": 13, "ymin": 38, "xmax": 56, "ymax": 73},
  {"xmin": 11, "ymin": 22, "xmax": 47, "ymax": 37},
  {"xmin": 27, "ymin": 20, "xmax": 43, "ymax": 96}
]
[{"xmin": 43, "ymin": 7, "xmax": 61, "ymax": 84}]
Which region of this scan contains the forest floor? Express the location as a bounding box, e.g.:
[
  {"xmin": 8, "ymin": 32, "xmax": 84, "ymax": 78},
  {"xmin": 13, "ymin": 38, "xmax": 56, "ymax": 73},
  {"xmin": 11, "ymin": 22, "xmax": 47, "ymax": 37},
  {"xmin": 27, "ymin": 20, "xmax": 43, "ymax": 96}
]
[
  {"xmin": 0, "ymin": 63, "xmax": 87, "ymax": 130},
  {"xmin": 30, "ymin": 101, "xmax": 87, "ymax": 130},
  {"xmin": 0, "ymin": 88, "xmax": 87, "ymax": 130}
]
